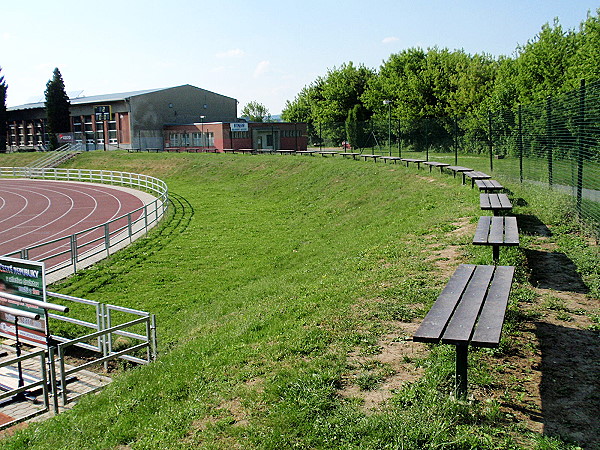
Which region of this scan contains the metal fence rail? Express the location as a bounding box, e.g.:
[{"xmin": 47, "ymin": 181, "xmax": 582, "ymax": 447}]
[
  {"xmin": 0, "ymin": 167, "xmax": 169, "ymax": 279},
  {"xmin": 0, "ymin": 290, "xmax": 157, "ymax": 429}
]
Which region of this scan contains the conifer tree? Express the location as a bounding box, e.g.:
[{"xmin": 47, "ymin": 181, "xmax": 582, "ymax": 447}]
[{"xmin": 44, "ymin": 67, "xmax": 70, "ymax": 149}]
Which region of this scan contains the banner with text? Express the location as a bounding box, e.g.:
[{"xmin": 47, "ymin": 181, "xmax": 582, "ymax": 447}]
[{"xmin": 0, "ymin": 256, "xmax": 48, "ymax": 346}]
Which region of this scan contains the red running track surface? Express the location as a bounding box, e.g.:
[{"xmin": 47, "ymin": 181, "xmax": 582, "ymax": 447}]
[{"xmin": 0, "ymin": 179, "xmax": 145, "ymax": 268}]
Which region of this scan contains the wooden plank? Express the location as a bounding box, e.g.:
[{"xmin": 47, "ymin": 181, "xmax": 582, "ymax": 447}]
[
  {"xmin": 504, "ymin": 217, "xmax": 520, "ymax": 245},
  {"xmin": 413, "ymin": 264, "xmax": 476, "ymax": 343},
  {"xmin": 480, "ymin": 194, "xmax": 492, "ymax": 209},
  {"xmin": 471, "ymin": 266, "xmax": 515, "ymax": 347},
  {"xmin": 489, "ymin": 194, "xmax": 502, "ymax": 209},
  {"xmin": 473, "ymin": 216, "xmax": 491, "ymax": 245},
  {"xmin": 441, "ymin": 265, "xmax": 495, "ymax": 345},
  {"xmin": 488, "ymin": 217, "xmax": 505, "ymax": 244},
  {"xmin": 498, "ymin": 194, "xmax": 512, "ymax": 208}
]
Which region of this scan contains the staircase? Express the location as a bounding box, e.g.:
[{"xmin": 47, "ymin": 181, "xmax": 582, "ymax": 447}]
[{"xmin": 28, "ymin": 143, "xmax": 83, "ymax": 168}]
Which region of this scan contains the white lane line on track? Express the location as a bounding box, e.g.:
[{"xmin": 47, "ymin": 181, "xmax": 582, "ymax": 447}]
[
  {"xmin": 0, "ymin": 186, "xmax": 76, "ymax": 247},
  {"xmin": 0, "ymin": 180, "xmax": 144, "ymax": 260},
  {"xmin": 0, "ymin": 191, "xmax": 29, "ymax": 224}
]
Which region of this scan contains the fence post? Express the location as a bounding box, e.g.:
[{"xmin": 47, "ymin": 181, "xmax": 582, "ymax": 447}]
[
  {"xmin": 576, "ymin": 79, "xmax": 585, "ymax": 211},
  {"xmin": 70, "ymin": 235, "xmax": 77, "ymax": 273},
  {"xmin": 453, "ymin": 117, "xmax": 458, "ymax": 165},
  {"xmin": 398, "ymin": 119, "xmax": 402, "ymax": 158},
  {"xmin": 518, "ymin": 104, "xmax": 523, "ymax": 183},
  {"xmin": 488, "ymin": 111, "xmax": 493, "ymax": 172},
  {"xmin": 104, "ymin": 223, "xmax": 111, "ymax": 257},
  {"xmin": 546, "ymin": 96, "xmax": 553, "ymax": 188},
  {"xmin": 48, "ymin": 346, "xmax": 60, "ymax": 414}
]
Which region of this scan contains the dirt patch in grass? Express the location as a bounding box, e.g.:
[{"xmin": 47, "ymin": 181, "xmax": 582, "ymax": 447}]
[{"xmin": 339, "ymin": 322, "xmax": 428, "ymax": 413}]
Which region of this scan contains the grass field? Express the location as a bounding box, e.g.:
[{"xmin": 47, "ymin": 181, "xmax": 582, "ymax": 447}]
[{"xmin": 0, "ymin": 151, "xmax": 598, "ymax": 449}]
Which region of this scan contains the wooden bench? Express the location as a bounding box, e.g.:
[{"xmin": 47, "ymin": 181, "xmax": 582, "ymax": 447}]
[
  {"xmin": 475, "ymin": 179, "xmax": 504, "ymax": 192},
  {"xmin": 238, "ymin": 148, "xmax": 256, "ymax": 154},
  {"xmin": 480, "ymin": 193, "xmax": 513, "ymax": 215},
  {"xmin": 401, "ymin": 158, "xmax": 426, "ymax": 169},
  {"xmin": 445, "ymin": 166, "xmax": 473, "ymax": 178},
  {"xmin": 296, "ymin": 150, "xmax": 317, "ymax": 156},
  {"xmin": 473, "ymin": 216, "xmax": 519, "ymax": 263},
  {"xmin": 462, "ymin": 171, "xmax": 491, "ymax": 187},
  {"xmin": 380, "ymin": 156, "xmax": 402, "ymax": 163},
  {"xmin": 361, "ymin": 154, "xmax": 382, "ymax": 162},
  {"xmin": 317, "ymin": 151, "xmax": 338, "ymax": 157},
  {"xmin": 276, "ymin": 149, "xmax": 297, "ymax": 155},
  {"xmin": 339, "ymin": 152, "xmax": 360, "ymax": 160},
  {"xmin": 414, "ymin": 264, "xmax": 515, "ymax": 397},
  {"xmin": 423, "ymin": 161, "xmax": 450, "ymax": 173}
]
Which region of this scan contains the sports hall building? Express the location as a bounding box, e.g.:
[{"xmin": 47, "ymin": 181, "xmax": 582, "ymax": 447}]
[{"xmin": 5, "ymin": 84, "xmax": 307, "ymax": 152}]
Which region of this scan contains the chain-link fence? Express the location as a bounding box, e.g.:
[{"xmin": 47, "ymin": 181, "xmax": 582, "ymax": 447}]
[{"xmin": 311, "ymin": 80, "xmax": 600, "ymax": 237}]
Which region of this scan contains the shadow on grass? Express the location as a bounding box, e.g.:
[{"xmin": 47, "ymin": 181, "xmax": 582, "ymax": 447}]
[
  {"xmin": 525, "ymin": 248, "xmax": 589, "ymax": 294},
  {"xmin": 535, "ymin": 321, "xmax": 600, "ymax": 448},
  {"xmin": 55, "ymin": 192, "xmax": 194, "ymax": 294}
]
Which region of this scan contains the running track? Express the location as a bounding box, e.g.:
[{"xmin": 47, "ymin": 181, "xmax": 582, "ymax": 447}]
[{"xmin": 0, "ymin": 179, "xmax": 145, "ymax": 269}]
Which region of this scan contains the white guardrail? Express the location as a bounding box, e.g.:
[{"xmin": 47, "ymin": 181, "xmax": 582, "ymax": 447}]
[{"xmin": 0, "ymin": 167, "xmax": 169, "ymax": 280}]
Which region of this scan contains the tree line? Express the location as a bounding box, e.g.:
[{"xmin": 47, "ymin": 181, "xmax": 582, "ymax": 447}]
[{"xmin": 281, "ymin": 10, "xmax": 600, "ymax": 149}]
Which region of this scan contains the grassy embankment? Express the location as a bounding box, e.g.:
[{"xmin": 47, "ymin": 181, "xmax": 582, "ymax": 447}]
[{"xmin": 0, "ymin": 151, "xmax": 597, "ymax": 449}]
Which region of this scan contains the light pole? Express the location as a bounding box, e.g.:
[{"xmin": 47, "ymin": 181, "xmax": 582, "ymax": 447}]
[
  {"xmin": 200, "ymin": 115, "xmax": 205, "ymax": 151},
  {"xmin": 383, "ymin": 100, "xmax": 391, "ymax": 156}
]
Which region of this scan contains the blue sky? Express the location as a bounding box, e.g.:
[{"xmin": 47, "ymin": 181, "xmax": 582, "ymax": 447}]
[{"xmin": 2, "ymin": 0, "xmax": 598, "ymax": 114}]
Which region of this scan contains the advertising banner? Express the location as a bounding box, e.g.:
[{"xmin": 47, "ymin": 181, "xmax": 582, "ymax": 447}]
[{"xmin": 0, "ymin": 257, "xmax": 48, "ymax": 347}]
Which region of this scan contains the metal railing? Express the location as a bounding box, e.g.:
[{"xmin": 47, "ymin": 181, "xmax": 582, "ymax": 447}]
[
  {"xmin": 0, "ymin": 291, "xmax": 157, "ymax": 429},
  {"xmin": 0, "ymin": 167, "xmax": 169, "ymax": 279}
]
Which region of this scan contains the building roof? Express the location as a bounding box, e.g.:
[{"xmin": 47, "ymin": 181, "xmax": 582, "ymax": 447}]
[{"xmin": 7, "ymin": 85, "xmax": 203, "ymax": 111}]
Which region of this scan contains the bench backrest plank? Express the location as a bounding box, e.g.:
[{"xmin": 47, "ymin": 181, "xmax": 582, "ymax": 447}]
[{"xmin": 471, "ymin": 266, "xmax": 515, "ymax": 346}]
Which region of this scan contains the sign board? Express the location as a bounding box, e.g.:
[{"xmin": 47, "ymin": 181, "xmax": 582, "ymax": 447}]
[
  {"xmin": 0, "ymin": 257, "xmax": 48, "ymax": 347},
  {"xmin": 94, "ymin": 105, "xmax": 112, "ymax": 121},
  {"xmin": 58, "ymin": 132, "xmax": 74, "ymax": 144},
  {"xmin": 230, "ymin": 122, "xmax": 249, "ymax": 132}
]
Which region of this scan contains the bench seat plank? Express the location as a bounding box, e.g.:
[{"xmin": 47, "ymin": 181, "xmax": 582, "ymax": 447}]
[
  {"xmin": 442, "ymin": 265, "xmax": 494, "ymax": 345},
  {"xmin": 471, "ymin": 266, "xmax": 515, "ymax": 347},
  {"xmin": 413, "ymin": 264, "xmax": 476, "ymax": 343}
]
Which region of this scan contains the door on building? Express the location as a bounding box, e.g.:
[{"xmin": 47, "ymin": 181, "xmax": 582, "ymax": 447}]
[{"xmin": 253, "ymin": 130, "xmax": 279, "ymax": 150}]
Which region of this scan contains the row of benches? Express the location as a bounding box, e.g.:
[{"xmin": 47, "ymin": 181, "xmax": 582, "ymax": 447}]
[
  {"xmin": 408, "ymin": 160, "xmax": 519, "ymax": 399},
  {"xmin": 207, "ymin": 146, "xmax": 521, "ymax": 398}
]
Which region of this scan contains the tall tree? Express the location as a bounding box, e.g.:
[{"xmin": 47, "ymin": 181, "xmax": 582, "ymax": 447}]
[
  {"xmin": 44, "ymin": 67, "xmax": 71, "ymax": 150},
  {"xmin": 0, "ymin": 67, "xmax": 7, "ymax": 153},
  {"xmin": 241, "ymin": 101, "xmax": 271, "ymax": 122}
]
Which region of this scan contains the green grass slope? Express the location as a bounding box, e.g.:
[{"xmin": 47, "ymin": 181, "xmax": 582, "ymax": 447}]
[{"xmin": 0, "ymin": 151, "xmax": 594, "ymax": 449}]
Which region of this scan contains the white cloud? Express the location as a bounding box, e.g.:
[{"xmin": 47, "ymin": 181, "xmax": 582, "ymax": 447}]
[
  {"xmin": 253, "ymin": 60, "xmax": 271, "ymax": 78},
  {"xmin": 216, "ymin": 48, "xmax": 245, "ymax": 58},
  {"xmin": 382, "ymin": 36, "xmax": 399, "ymax": 44}
]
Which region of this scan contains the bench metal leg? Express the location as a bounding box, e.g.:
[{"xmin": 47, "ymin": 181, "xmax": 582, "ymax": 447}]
[
  {"xmin": 493, "ymin": 245, "xmax": 499, "ymax": 264},
  {"xmin": 456, "ymin": 344, "xmax": 468, "ymax": 399}
]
